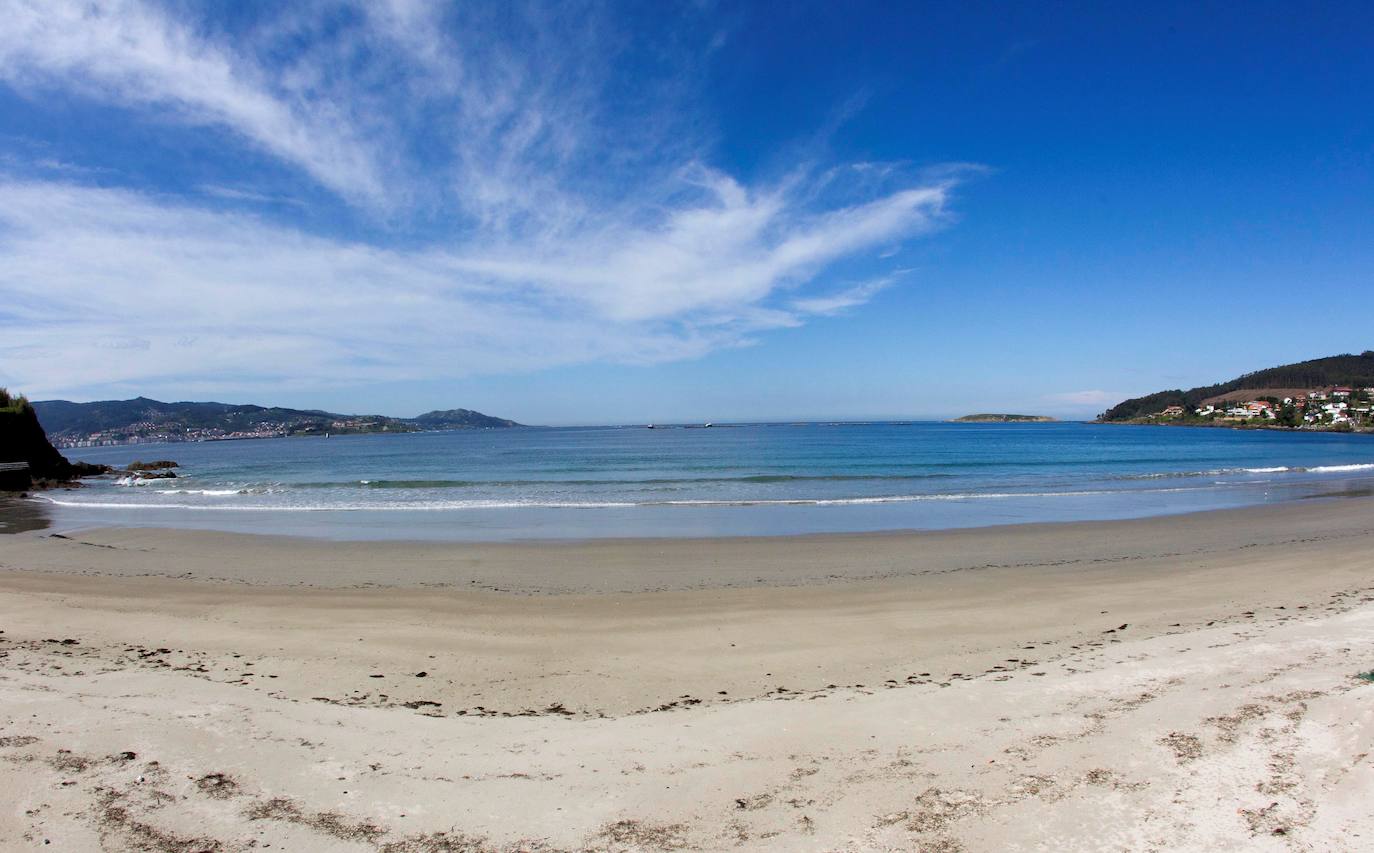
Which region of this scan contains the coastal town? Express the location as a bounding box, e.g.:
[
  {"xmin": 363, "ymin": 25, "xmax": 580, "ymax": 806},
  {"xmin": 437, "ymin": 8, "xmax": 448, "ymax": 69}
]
[
  {"xmin": 53, "ymin": 416, "xmax": 410, "ymax": 449},
  {"xmin": 1154, "ymin": 385, "xmax": 1374, "ymax": 429},
  {"xmin": 31, "ymin": 398, "xmax": 518, "ymax": 449}
]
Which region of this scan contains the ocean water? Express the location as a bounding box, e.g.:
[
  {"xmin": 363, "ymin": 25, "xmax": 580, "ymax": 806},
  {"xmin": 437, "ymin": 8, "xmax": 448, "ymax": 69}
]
[{"xmin": 21, "ymin": 422, "xmax": 1374, "ymax": 540}]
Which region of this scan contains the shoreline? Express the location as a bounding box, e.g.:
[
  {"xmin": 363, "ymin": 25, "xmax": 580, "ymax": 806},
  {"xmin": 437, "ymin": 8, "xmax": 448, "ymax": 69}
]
[
  {"xmin": 3, "ymin": 494, "xmax": 1373, "ymax": 592},
  {"xmin": 1101, "ymin": 417, "xmax": 1374, "ymax": 435},
  {"xmin": 28, "ymin": 419, "xmax": 1374, "ymax": 545},
  {"xmin": 3, "ymin": 496, "xmax": 1373, "ymax": 848},
  {"xmin": 13, "ymin": 472, "xmax": 1374, "ymax": 552}
]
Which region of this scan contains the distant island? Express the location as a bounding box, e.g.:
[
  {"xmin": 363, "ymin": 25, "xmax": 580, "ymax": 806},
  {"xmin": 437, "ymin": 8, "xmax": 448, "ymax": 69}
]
[
  {"xmin": 32, "ymin": 396, "xmax": 522, "ymax": 448},
  {"xmin": 1098, "ymin": 351, "xmax": 1374, "ymax": 432},
  {"xmin": 953, "ymin": 414, "xmax": 1057, "ymax": 423}
]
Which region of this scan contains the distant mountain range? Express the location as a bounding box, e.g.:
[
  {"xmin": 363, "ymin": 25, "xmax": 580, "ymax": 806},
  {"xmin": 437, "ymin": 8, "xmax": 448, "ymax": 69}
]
[
  {"xmin": 32, "ymin": 396, "xmax": 521, "ymax": 446},
  {"xmin": 1099, "ymin": 351, "xmax": 1374, "ymax": 421}
]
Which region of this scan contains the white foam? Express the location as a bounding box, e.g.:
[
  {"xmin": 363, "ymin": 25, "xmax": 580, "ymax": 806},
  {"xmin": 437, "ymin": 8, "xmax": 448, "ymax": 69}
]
[
  {"xmin": 34, "ymin": 488, "xmax": 1206, "ymax": 513},
  {"xmin": 32, "ymin": 496, "xmax": 639, "ymax": 512},
  {"xmin": 38, "ymin": 459, "xmax": 1374, "ymax": 515}
]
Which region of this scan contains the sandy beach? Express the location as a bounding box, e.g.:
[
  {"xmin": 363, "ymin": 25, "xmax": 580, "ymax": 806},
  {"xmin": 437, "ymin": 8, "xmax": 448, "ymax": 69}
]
[
  {"xmin": 7, "ymin": 1, "xmax": 1373, "ymax": 849},
  {"xmin": 2, "ymin": 498, "xmax": 1373, "ymax": 850}
]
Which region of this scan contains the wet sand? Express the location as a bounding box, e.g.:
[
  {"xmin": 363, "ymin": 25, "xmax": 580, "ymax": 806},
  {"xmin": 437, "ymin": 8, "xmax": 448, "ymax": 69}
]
[{"xmin": 1, "ymin": 498, "xmax": 1373, "ymax": 849}]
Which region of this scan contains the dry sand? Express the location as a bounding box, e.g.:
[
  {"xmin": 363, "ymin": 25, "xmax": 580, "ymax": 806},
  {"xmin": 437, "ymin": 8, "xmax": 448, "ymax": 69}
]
[{"xmin": 1, "ymin": 498, "xmax": 1373, "ymax": 850}]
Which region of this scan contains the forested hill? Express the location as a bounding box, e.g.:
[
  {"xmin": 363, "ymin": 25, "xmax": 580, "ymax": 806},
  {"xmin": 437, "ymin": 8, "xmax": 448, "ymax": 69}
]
[
  {"xmin": 1099, "ymin": 352, "xmax": 1374, "ymax": 421},
  {"xmin": 412, "ymin": 409, "xmax": 520, "ymax": 429},
  {"xmin": 952, "ymin": 414, "xmax": 1057, "ymax": 422},
  {"xmin": 31, "ymin": 396, "xmax": 521, "ymax": 443},
  {"xmin": 32, "ymin": 397, "xmax": 331, "ymax": 435}
]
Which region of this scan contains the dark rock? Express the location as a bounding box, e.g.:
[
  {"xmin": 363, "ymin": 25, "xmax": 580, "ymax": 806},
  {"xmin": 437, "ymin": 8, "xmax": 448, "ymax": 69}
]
[
  {"xmin": 126, "ymin": 460, "xmax": 179, "ymax": 471},
  {"xmin": 1, "ymin": 392, "xmax": 112, "ymax": 489},
  {"xmin": 69, "ymin": 461, "xmax": 113, "ymax": 477}
]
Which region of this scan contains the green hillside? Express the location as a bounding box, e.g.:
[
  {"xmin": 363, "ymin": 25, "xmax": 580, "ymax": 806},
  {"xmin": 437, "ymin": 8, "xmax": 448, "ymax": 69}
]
[
  {"xmin": 953, "ymin": 414, "xmax": 1057, "ymax": 423},
  {"xmin": 31, "ymin": 397, "xmax": 522, "ymax": 444},
  {"xmin": 1099, "ymin": 351, "xmax": 1374, "ymax": 421}
]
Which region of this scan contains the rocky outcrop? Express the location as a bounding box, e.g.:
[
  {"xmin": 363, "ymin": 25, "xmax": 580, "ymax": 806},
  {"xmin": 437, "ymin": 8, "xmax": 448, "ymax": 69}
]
[
  {"xmin": 0, "ymin": 391, "xmax": 111, "ymax": 489},
  {"xmin": 126, "ymin": 460, "xmax": 179, "ymax": 472}
]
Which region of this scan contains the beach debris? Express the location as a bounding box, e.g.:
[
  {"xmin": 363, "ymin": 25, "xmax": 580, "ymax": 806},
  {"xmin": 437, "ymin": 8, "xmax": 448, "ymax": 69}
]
[
  {"xmin": 1158, "ymin": 731, "xmax": 1203, "ymax": 763},
  {"xmin": 0, "ymin": 735, "xmax": 39, "ymax": 748},
  {"xmin": 51, "ymin": 749, "xmax": 92, "ymax": 773},
  {"xmin": 1356, "ymin": 670, "xmax": 1374, "ymax": 683},
  {"xmin": 244, "ymin": 797, "xmax": 386, "ymax": 843},
  {"xmin": 735, "ymin": 793, "xmax": 773, "ymax": 810},
  {"xmin": 900, "ymin": 786, "xmax": 986, "ymax": 833},
  {"xmin": 1238, "ymin": 800, "xmax": 1284, "ymax": 835},
  {"xmin": 379, "ymin": 831, "xmax": 493, "ymax": 852},
  {"xmin": 195, "ymin": 772, "xmax": 240, "ymax": 799},
  {"xmin": 593, "ymin": 818, "xmax": 689, "ymax": 850},
  {"xmin": 414, "ymin": 671, "xmax": 427, "ymax": 678},
  {"xmin": 95, "ymin": 787, "xmax": 222, "ymax": 852}
]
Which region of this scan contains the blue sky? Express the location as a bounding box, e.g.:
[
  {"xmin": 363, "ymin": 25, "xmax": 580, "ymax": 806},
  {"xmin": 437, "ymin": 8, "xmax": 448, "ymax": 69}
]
[{"xmin": 1, "ymin": 1, "xmax": 1371, "ymax": 424}]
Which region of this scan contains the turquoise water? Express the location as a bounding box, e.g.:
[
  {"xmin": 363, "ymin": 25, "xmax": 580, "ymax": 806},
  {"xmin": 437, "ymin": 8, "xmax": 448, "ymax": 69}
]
[{"xmin": 27, "ymin": 422, "xmax": 1374, "ymax": 540}]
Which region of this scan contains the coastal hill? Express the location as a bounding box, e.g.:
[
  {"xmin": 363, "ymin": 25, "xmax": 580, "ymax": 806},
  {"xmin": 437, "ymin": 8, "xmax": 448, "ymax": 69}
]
[
  {"xmin": 1099, "ymin": 351, "xmax": 1374, "ymax": 421},
  {"xmin": 0, "ymin": 389, "xmax": 109, "ymax": 487},
  {"xmin": 32, "ymin": 396, "xmax": 521, "ymax": 447},
  {"xmin": 412, "ymin": 409, "xmax": 520, "ymax": 429},
  {"xmin": 953, "ymin": 414, "xmax": 1057, "ymax": 423}
]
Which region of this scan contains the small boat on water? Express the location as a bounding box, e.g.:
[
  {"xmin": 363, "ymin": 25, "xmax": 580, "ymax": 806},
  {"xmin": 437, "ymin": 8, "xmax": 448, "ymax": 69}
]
[{"xmin": 646, "ymin": 424, "xmax": 656, "ymax": 429}]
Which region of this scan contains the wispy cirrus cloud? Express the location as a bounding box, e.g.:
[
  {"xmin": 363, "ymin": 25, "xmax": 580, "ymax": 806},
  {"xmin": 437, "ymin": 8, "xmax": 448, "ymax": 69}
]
[
  {"xmin": 197, "ymin": 184, "xmax": 309, "ymax": 208},
  {"xmin": 0, "ymin": 173, "xmax": 951, "ymax": 393},
  {"xmin": 0, "ymin": 0, "xmax": 388, "ymax": 204},
  {"xmin": 790, "ymin": 276, "xmax": 901, "ymax": 317},
  {"xmin": 0, "ymin": 0, "xmax": 968, "ymax": 399}
]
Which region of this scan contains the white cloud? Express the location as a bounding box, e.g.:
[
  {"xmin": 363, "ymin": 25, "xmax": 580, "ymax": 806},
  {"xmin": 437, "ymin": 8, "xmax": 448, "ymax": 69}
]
[
  {"xmin": 197, "ymin": 184, "xmax": 308, "ymax": 208},
  {"xmin": 0, "ymin": 1, "xmax": 968, "ymax": 398},
  {"xmin": 791, "ymin": 277, "xmax": 899, "ymax": 316},
  {"xmin": 0, "ymin": 175, "xmax": 953, "ymax": 396},
  {"xmin": 449, "ymin": 178, "xmax": 947, "ymax": 322},
  {"xmin": 0, "ymin": 0, "xmax": 386, "ymax": 203}
]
